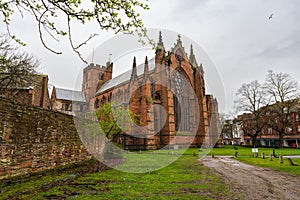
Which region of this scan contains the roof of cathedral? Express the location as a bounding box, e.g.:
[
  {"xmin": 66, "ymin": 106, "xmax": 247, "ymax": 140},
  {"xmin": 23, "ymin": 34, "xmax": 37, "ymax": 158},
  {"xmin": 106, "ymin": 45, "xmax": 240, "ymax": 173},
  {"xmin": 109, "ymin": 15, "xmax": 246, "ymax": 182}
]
[
  {"xmin": 96, "ymin": 58, "xmax": 155, "ymax": 95},
  {"xmin": 55, "ymin": 87, "xmax": 86, "ymax": 102}
]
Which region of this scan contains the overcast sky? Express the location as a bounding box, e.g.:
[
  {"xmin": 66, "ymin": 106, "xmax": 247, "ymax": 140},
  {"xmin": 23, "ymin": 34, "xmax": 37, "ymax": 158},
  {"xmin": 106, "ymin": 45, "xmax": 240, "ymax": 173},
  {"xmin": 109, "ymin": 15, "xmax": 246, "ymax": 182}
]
[{"xmin": 1, "ymin": 0, "xmax": 300, "ymax": 114}]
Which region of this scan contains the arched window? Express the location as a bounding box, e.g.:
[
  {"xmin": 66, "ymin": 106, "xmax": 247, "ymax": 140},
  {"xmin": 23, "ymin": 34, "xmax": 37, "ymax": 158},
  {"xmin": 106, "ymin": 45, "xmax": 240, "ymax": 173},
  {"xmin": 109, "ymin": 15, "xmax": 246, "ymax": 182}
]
[
  {"xmin": 108, "ymin": 93, "xmax": 112, "ymax": 102},
  {"xmin": 171, "ymin": 69, "xmax": 190, "ymax": 132},
  {"xmin": 98, "ymin": 73, "xmax": 104, "ymax": 80},
  {"xmin": 94, "ymin": 98, "xmax": 99, "ymax": 109},
  {"xmin": 101, "ymin": 96, "xmax": 107, "ymax": 104}
]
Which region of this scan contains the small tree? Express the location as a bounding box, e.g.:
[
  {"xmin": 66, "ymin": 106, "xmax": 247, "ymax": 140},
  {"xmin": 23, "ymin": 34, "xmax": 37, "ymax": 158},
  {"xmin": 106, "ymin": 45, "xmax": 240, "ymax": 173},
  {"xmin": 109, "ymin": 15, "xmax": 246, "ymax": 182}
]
[
  {"xmin": 235, "ymin": 80, "xmax": 268, "ymax": 147},
  {"xmin": 0, "ymin": 35, "xmax": 39, "ymax": 97},
  {"xmin": 264, "ymin": 70, "xmax": 299, "ymax": 147},
  {"xmin": 0, "ymin": 0, "xmax": 151, "ymax": 62},
  {"xmin": 95, "ymin": 102, "xmax": 138, "ymax": 145}
]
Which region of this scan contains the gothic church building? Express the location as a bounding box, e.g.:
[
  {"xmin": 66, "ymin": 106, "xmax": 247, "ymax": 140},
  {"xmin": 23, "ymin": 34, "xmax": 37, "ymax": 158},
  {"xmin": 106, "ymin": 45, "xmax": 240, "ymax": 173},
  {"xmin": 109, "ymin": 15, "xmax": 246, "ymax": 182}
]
[{"xmin": 82, "ymin": 33, "xmax": 220, "ymax": 150}]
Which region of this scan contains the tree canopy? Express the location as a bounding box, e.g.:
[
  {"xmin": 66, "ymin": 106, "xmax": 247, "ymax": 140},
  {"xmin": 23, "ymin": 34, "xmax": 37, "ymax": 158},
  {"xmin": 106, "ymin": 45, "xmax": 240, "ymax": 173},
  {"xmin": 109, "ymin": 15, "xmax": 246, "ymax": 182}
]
[
  {"xmin": 95, "ymin": 102, "xmax": 138, "ymax": 143},
  {"xmin": 234, "ymin": 70, "xmax": 299, "ymax": 147},
  {"xmin": 235, "ymin": 80, "xmax": 268, "ymax": 147},
  {"xmin": 264, "ymin": 70, "xmax": 299, "ymax": 147},
  {"xmin": 0, "ymin": 34, "xmax": 39, "ymax": 95},
  {"xmin": 0, "ymin": 0, "xmax": 150, "ymax": 62}
]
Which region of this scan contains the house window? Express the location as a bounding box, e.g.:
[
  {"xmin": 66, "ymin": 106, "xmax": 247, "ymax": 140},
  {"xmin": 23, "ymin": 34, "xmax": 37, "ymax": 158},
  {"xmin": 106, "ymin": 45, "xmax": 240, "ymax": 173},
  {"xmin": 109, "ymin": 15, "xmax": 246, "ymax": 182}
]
[
  {"xmin": 285, "ymin": 127, "xmax": 292, "ymax": 133},
  {"xmin": 63, "ymin": 102, "xmax": 71, "ymax": 111},
  {"xmin": 287, "ymin": 115, "xmax": 291, "ymax": 122},
  {"xmin": 268, "ymin": 128, "xmax": 272, "ymax": 134}
]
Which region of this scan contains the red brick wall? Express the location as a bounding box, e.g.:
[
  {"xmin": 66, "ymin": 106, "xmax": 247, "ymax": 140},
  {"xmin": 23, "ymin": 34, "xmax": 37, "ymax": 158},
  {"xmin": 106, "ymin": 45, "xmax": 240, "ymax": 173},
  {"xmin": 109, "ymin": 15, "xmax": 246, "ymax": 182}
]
[{"xmin": 0, "ymin": 98, "xmax": 91, "ymax": 179}]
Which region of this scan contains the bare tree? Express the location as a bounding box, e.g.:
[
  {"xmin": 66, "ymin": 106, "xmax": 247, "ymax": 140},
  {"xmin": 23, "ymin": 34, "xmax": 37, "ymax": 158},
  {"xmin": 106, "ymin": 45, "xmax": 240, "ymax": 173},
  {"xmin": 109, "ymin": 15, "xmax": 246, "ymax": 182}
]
[
  {"xmin": 235, "ymin": 80, "xmax": 268, "ymax": 147},
  {"xmin": 220, "ymin": 112, "xmax": 236, "ymax": 144},
  {"xmin": 0, "ymin": 35, "xmax": 39, "ymax": 97},
  {"xmin": 0, "ymin": 0, "xmax": 151, "ymax": 63},
  {"xmin": 221, "ymin": 118, "xmax": 234, "ymax": 144},
  {"xmin": 264, "ymin": 70, "xmax": 299, "ymax": 147}
]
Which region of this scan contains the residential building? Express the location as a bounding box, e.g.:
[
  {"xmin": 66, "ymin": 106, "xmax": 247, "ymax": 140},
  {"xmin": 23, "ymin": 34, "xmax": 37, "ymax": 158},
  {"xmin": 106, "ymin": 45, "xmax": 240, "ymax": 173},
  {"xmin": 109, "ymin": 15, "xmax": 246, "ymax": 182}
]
[
  {"xmin": 237, "ymin": 100, "xmax": 300, "ymax": 147},
  {"xmin": 51, "ymin": 87, "xmax": 87, "ymax": 116},
  {"xmin": 0, "ymin": 74, "xmax": 50, "ymax": 109}
]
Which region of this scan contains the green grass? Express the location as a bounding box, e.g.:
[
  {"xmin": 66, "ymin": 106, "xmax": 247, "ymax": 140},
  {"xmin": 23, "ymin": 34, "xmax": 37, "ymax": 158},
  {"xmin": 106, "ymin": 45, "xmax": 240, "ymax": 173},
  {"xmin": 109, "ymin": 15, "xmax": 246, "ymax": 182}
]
[
  {"xmin": 196, "ymin": 145, "xmax": 300, "ymax": 176},
  {"xmin": 0, "ymin": 160, "xmax": 102, "ymax": 200},
  {"xmin": 236, "ymin": 157, "xmax": 300, "ymax": 175},
  {"xmin": 2, "ymin": 146, "xmax": 299, "ymax": 199},
  {"xmin": 0, "ymin": 154, "xmax": 240, "ymax": 200},
  {"xmin": 204, "ymin": 145, "xmax": 300, "ymax": 157}
]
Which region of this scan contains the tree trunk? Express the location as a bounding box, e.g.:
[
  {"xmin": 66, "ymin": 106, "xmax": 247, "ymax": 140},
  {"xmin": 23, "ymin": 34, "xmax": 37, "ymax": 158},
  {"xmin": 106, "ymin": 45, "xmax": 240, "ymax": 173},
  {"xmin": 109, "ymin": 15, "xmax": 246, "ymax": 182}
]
[
  {"xmin": 252, "ymin": 137, "xmax": 257, "ymax": 148},
  {"xmin": 279, "ymin": 133, "xmax": 284, "ymax": 148}
]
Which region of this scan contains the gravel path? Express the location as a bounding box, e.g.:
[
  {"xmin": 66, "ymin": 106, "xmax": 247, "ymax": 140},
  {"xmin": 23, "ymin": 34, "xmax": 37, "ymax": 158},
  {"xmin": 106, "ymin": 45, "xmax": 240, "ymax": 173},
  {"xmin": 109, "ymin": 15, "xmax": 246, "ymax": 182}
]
[{"xmin": 199, "ymin": 156, "xmax": 300, "ymax": 200}]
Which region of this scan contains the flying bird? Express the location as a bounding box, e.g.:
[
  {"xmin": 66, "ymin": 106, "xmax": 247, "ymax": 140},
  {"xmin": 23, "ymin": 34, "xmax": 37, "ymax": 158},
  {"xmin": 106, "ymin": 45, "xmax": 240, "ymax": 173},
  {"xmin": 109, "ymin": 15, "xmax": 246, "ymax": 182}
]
[{"xmin": 268, "ymin": 13, "xmax": 273, "ymax": 20}]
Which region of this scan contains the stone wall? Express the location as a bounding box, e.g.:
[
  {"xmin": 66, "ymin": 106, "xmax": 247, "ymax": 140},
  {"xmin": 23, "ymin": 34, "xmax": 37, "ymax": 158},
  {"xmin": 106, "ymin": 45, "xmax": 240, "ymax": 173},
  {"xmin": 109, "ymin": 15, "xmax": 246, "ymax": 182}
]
[{"xmin": 0, "ymin": 98, "xmax": 91, "ymax": 179}]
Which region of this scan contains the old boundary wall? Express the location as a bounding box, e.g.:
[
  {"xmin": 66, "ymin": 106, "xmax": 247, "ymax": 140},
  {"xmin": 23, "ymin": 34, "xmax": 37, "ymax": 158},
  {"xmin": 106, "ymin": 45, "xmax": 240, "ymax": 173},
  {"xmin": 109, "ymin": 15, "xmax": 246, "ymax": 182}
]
[{"xmin": 0, "ymin": 98, "xmax": 92, "ymax": 179}]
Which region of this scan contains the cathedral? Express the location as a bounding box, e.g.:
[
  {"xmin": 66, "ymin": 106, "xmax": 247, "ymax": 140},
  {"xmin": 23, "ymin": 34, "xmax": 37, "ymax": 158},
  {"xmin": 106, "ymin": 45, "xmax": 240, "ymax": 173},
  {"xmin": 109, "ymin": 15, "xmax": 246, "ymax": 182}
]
[{"xmin": 82, "ymin": 32, "xmax": 220, "ymax": 150}]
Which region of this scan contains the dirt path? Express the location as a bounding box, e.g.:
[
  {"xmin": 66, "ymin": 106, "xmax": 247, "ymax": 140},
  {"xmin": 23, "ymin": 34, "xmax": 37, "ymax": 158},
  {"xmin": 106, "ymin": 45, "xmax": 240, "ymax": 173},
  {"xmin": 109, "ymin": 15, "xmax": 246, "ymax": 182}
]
[{"xmin": 199, "ymin": 156, "xmax": 300, "ymax": 200}]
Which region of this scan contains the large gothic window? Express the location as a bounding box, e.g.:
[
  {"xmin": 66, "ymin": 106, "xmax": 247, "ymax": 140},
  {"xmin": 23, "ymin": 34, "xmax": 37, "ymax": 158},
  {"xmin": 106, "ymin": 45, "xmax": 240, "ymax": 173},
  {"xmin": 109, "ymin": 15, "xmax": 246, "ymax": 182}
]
[{"xmin": 171, "ymin": 70, "xmax": 190, "ymax": 132}]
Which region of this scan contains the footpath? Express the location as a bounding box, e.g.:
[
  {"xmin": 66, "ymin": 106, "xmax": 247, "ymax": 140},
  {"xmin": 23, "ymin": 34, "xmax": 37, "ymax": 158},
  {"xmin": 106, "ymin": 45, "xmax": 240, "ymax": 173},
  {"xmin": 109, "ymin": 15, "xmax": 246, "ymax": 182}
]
[{"xmin": 199, "ymin": 156, "xmax": 300, "ymax": 200}]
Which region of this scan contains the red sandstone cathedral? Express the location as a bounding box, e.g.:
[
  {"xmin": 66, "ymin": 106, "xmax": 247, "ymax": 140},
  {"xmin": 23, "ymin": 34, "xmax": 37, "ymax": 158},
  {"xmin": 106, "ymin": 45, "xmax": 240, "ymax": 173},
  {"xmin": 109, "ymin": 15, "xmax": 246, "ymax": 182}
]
[{"xmin": 82, "ymin": 32, "xmax": 220, "ymax": 150}]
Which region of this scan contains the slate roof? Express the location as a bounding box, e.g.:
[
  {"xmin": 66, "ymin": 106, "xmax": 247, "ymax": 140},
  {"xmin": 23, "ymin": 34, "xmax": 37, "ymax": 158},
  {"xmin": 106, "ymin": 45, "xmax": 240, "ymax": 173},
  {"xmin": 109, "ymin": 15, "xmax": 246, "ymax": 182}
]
[
  {"xmin": 96, "ymin": 58, "xmax": 155, "ymax": 95},
  {"xmin": 55, "ymin": 88, "xmax": 86, "ymax": 102}
]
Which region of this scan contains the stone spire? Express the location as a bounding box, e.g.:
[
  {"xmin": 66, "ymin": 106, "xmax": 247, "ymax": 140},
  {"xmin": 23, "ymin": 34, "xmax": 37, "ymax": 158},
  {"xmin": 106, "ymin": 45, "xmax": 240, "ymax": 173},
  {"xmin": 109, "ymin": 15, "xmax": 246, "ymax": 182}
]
[
  {"xmin": 143, "ymin": 56, "xmax": 150, "ymax": 81},
  {"xmin": 156, "ymin": 31, "xmax": 165, "ymax": 53},
  {"xmin": 155, "ymin": 31, "xmax": 165, "ymax": 63},
  {"xmin": 130, "ymin": 57, "xmax": 137, "ymax": 82},
  {"xmin": 144, "ymin": 56, "xmax": 149, "ymax": 75},
  {"xmin": 190, "ymin": 44, "xmax": 194, "ymax": 55},
  {"xmin": 176, "ymin": 34, "xmax": 183, "ymax": 46},
  {"xmin": 158, "ymin": 31, "xmax": 164, "ymax": 47},
  {"xmin": 189, "ymin": 44, "xmax": 198, "ymax": 67},
  {"xmin": 198, "ymin": 63, "xmax": 204, "ymax": 73}
]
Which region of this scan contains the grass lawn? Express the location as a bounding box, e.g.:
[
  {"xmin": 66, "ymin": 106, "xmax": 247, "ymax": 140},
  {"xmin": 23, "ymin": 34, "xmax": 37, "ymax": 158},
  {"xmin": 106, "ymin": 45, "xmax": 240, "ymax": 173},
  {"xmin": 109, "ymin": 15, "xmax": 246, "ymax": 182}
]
[
  {"xmin": 0, "ymin": 153, "xmax": 240, "ymax": 200},
  {"xmin": 204, "ymin": 145, "xmax": 300, "ymax": 157},
  {"xmin": 236, "ymin": 157, "xmax": 300, "ymax": 175},
  {"xmin": 195, "ymin": 145, "xmax": 300, "ymax": 176}
]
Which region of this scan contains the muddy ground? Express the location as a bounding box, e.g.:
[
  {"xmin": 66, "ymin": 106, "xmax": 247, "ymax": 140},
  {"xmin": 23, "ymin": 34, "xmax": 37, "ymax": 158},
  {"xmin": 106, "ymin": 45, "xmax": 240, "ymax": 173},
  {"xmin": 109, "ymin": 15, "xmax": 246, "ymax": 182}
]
[{"xmin": 199, "ymin": 156, "xmax": 300, "ymax": 200}]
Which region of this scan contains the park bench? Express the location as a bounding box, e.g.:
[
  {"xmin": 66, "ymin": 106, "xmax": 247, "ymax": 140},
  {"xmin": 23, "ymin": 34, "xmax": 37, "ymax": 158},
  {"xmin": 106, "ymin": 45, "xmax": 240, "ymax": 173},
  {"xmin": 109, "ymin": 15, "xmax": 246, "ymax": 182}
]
[{"xmin": 287, "ymin": 158, "xmax": 297, "ymax": 166}]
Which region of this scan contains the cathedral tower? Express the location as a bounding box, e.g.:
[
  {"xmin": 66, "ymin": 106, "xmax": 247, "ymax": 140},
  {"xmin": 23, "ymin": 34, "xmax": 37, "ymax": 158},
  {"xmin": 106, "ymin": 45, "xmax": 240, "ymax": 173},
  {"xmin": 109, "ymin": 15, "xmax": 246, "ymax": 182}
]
[{"xmin": 82, "ymin": 62, "xmax": 113, "ymax": 109}]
